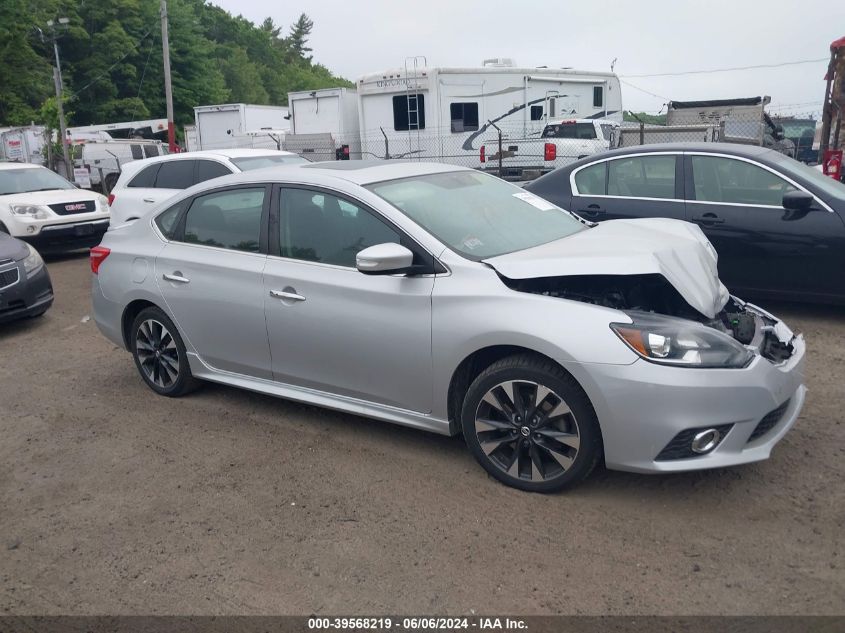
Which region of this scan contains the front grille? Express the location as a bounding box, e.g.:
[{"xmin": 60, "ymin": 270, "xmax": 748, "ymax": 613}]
[
  {"xmin": 0, "ymin": 267, "xmax": 20, "ymax": 290},
  {"xmin": 48, "ymin": 200, "xmax": 97, "ymax": 216},
  {"xmin": 748, "ymin": 400, "xmax": 791, "ymax": 443},
  {"xmin": 655, "ymin": 424, "xmax": 734, "ymax": 461}
]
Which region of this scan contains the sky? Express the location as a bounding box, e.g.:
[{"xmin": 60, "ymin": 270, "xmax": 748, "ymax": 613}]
[{"xmin": 210, "ymin": 0, "xmax": 843, "ymax": 119}]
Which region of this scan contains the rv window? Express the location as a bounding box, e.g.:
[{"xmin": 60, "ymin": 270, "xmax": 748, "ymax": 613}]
[
  {"xmin": 392, "ymin": 94, "xmax": 426, "ymax": 131},
  {"xmin": 143, "ymin": 145, "xmax": 159, "ymax": 158},
  {"xmin": 593, "ymin": 86, "xmax": 603, "ymax": 108},
  {"xmin": 530, "ymin": 105, "xmax": 543, "ymax": 121},
  {"xmin": 130, "ymin": 145, "xmax": 144, "ymax": 160},
  {"xmin": 549, "ymin": 98, "xmax": 556, "ymax": 118},
  {"xmin": 449, "ymin": 103, "xmax": 479, "ymax": 133}
]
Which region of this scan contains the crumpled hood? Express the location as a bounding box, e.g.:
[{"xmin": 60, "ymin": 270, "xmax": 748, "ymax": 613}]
[{"xmin": 483, "ymin": 218, "xmax": 730, "ymax": 318}]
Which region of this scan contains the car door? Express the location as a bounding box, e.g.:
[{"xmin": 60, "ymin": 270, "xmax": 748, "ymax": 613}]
[
  {"xmin": 567, "ymin": 153, "xmax": 685, "ymax": 222},
  {"xmin": 155, "ymin": 184, "xmax": 272, "ymax": 378},
  {"xmin": 683, "ymin": 153, "xmax": 845, "ymax": 298},
  {"xmin": 263, "ymin": 186, "xmax": 435, "ymax": 413}
]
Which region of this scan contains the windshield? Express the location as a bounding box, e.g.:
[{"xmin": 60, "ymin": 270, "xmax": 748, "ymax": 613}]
[
  {"xmin": 366, "ymin": 171, "xmax": 585, "ymax": 259},
  {"xmin": 0, "ymin": 167, "xmax": 75, "ymax": 195},
  {"xmin": 231, "ymin": 154, "xmax": 309, "ymax": 171},
  {"xmin": 773, "ymin": 154, "xmax": 845, "ymax": 200}
]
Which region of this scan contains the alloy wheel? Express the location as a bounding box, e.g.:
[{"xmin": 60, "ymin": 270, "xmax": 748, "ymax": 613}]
[
  {"xmin": 474, "ymin": 380, "xmax": 580, "ymax": 482},
  {"xmin": 135, "ymin": 318, "xmax": 180, "ymax": 389}
]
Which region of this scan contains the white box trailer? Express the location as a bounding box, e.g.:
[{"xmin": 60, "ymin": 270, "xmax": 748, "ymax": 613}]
[
  {"xmin": 193, "ymin": 104, "xmax": 290, "ymax": 151},
  {"xmin": 286, "ymin": 88, "xmax": 361, "ymax": 160},
  {"xmin": 355, "ymin": 58, "xmax": 622, "ymax": 165},
  {"xmin": 0, "ymin": 126, "xmax": 47, "ymax": 165}
]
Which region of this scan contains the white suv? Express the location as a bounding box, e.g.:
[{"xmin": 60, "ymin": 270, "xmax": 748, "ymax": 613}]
[
  {"xmin": 0, "ymin": 163, "xmax": 109, "ymax": 251},
  {"xmin": 108, "ymin": 148, "xmax": 308, "ymax": 225}
]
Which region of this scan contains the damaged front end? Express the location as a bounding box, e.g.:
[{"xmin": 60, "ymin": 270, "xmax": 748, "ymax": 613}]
[{"xmin": 501, "ymin": 273, "xmax": 797, "ymax": 365}]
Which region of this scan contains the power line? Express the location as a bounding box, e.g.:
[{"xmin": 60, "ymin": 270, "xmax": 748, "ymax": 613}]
[
  {"xmin": 622, "ymin": 57, "xmax": 828, "ymax": 78},
  {"xmin": 619, "ymin": 78, "xmax": 669, "ymax": 101}
]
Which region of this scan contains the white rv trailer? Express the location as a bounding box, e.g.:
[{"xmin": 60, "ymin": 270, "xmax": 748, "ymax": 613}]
[
  {"xmin": 354, "ymin": 58, "xmax": 622, "ymax": 164},
  {"xmin": 286, "ymin": 87, "xmax": 361, "ymax": 161},
  {"xmin": 192, "ymin": 104, "xmax": 290, "ymax": 151}
]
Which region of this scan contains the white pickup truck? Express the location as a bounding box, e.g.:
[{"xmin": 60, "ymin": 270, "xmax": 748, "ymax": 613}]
[{"xmin": 479, "ymin": 119, "xmax": 618, "ymax": 181}]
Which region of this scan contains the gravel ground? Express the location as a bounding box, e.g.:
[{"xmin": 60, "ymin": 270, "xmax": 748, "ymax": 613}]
[{"xmin": 1, "ymin": 253, "xmax": 843, "ymax": 615}]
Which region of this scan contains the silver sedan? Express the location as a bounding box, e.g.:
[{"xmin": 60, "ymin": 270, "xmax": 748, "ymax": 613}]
[{"xmin": 92, "ymin": 161, "xmax": 806, "ymax": 492}]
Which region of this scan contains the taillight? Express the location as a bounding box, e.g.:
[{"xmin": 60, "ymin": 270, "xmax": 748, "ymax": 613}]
[
  {"xmin": 480, "ymin": 145, "xmax": 486, "ymax": 163},
  {"xmin": 544, "ymin": 143, "xmax": 556, "ymax": 161},
  {"xmin": 90, "ymin": 246, "xmax": 110, "ymax": 274},
  {"xmin": 107, "ymin": 194, "xmax": 115, "ymax": 206}
]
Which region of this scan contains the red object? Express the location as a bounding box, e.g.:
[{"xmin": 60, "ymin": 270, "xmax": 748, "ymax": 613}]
[
  {"xmin": 107, "ymin": 194, "xmax": 115, "ymax": 206},
  {"xmin": 831, "ymin": 36, "xmax": 845, "ymax": 51},
  {"xmin": 167, "ymin": 121, "xmax": 176, "ymax": 153},
  {"xmin": 823, "ymin": 149, "xmax": 843, "ymax": 181},
  {"xmin": 343, "ymin": 145, "xmax": 350, "ymax": 156},
  {"xmin": 89, "ymin": 246, "xmax": 111, "ymax": 274},
  {"xmin": 479, "ymin": 145, "xmax": 486, "ymax": 163},
  {"xmin": 544, "ymin": 143, "xmax": 556, "ymax": 161}
]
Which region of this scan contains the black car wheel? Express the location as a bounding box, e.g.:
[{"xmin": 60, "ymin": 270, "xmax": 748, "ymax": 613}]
[
  {"xmin": 462, "ymin": 354, "xmax": 602, "ymax": 492},
  {"xmin": 130, "ymin": 306, "xmax": 199, "ymax": 397}
]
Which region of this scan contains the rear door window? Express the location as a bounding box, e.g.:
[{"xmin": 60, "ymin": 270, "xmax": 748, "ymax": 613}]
[
  {"xmin": 182, "ymin": 187, "xmax": 266, "ymax": 252},
  {"xmin": 130, "ymin": 145, "xmax": 144, "ymax": 160},
  {"xmin": 155, "ymin": 160, "xmax": 195, "ymax": 189},
  {"xmin": 574, "ymin": 162, "xmax": 607, "ymax": 195},
  {"xmin": 196, "ymin": 160, "xmax": 233, "ymax": 184},
  {"xmin": 128, "ymin": 164, "xmax": 161, "ymax": 188},
  {"xmin": 143, "ymin": 145, "xmax": 159, "ymax": 158},
  {"xmin": 607, "ymin": 155, "xmax": 676, "ymax": 199}
]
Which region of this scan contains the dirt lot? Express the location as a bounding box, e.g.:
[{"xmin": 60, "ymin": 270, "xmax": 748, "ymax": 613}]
[{"xmin": 0, "ymin": 253, "xmax": 843, "ymax": 615}]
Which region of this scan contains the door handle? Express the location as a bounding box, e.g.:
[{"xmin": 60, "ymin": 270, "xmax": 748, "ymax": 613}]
[
  {"xmin": 270, "ymin": 289, "xmax": 306, "ymax": 302},
  {"xmin": 143, "ymin": 198, "xmax": 156, "ymax": 203},
  {"xmin": 162, "ymin": 273, "xmax": 190, "ymax": 284},
  {"xmin": 692, "ymin": 213, "xmax": 725, "ymax": 226}
]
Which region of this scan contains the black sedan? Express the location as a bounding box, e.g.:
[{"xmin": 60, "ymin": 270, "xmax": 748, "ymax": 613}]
[
  {"xmin": 525, "ymin": 143, "xmax": 845, "ymax": 305},
  {"xmin": 0, "ymin": 232, "xmax": 53, "ymax": 324}
]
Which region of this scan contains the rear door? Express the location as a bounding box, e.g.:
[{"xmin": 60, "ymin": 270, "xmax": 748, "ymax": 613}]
[
  {"xmin": 568, "ymin": 153, "xmax": 685, "ymax": 222},
  {"xmin": 683, "ymin": 152, "xmax": 845, "ymax": 298},
  {"xmin": 155, "ymin": 185, "xmax": 271, "ymax": 378}
]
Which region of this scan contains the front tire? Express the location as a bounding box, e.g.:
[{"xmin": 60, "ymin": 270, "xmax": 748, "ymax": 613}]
[
  {"xmin": 130, "ymin": 307, "xmax": 199, "ymax": 397},
  {"xmin": 461, "ymin": 354, "xmax": 602, "ymax": 493}
]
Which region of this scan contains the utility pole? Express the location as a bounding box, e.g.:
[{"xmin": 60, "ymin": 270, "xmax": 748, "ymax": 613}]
[
  {"xmin": 160, "ymin": 0, "xmax": 176, "ymax": 152},
  {"xmin": 46, "ymin": 18, "xmax": 72, "ymax": 179}
]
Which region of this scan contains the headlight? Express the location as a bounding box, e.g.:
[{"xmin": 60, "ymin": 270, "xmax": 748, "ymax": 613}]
[
  {"xmin": 10, "ymin": 204, "xmax": 49, "ymax": 219},
  {"xmin": 610, "ymin": 313, "xmax": 753, "ymax": 369},
  {"xmin": 22, "ymin": 243, "xmax": 44, "ymax": 277}
]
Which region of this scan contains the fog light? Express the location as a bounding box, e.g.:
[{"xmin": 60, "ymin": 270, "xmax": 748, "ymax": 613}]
[
  {"xmin": 691, "ymin": 428, "xmax": 722, "ymax": 454},
  {"xmin": 26, "ymin": 226, "xmax": 36, "ymax": 234}
]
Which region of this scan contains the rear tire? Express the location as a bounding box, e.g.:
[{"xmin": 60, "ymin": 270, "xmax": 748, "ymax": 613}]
[
  {"xmin": 130, "ymin": 306, "xmax": 200, "ymax": 397},
  {"xmin": 461, "ymin": 354, "xmax": 602, "ymax": 493}
]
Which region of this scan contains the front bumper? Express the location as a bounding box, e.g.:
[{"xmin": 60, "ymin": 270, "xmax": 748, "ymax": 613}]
[
  {"xmin": 562, "ymin": 332, "xmax": 807, "ymax": 474},
  {"xmin": 0, "ymin": 261, "xmax": 54, "ymax": 324},
  {"xmin": 18, "ymin": 218, "xmax": 109, "ymax": 251}
]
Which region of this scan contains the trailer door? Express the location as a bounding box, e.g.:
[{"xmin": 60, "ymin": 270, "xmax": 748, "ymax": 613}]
[
  {"xmin": 292, "ymin": 95, "xmax": 341, "ymax": 135},
  {"xmin": 196, "ymin": 107, "xmax": 242, "ymax": 150}
]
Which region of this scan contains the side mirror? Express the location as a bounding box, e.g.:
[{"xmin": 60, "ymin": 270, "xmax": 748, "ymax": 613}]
[
  {"xmin": 782, "ymin": 190, "xmax": 814, "ymax": 210},
  {"xmin": 356, "ymin": 243, "xmax": 414, "ymax": 275}
]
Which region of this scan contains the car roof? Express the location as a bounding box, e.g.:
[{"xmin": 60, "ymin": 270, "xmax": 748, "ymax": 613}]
[
  {"xmin": 0, "ymin": 162, "xmax": 43, "ymax": 171},
  {"xmin": 175, "ymin": 160, "xmax": 471, "ymax": 191},
  {"xmin": 128, "ymin": 147, "xmax": 299, "ymax": 166},
  {"xmin": 568, "ymin": 142, "xmax": 776, "ymax": 165}
]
